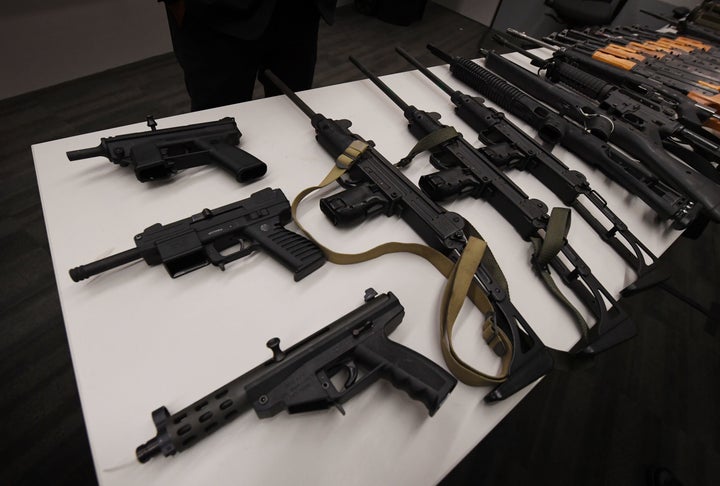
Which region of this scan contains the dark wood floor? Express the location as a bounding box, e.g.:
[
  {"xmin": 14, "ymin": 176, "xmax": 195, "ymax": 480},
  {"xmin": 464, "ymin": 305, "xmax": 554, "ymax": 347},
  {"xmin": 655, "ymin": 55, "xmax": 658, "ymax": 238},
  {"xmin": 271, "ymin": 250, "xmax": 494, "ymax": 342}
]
[{"xmin": 1, "ymin": 3, "xmax": 718, "ymax": 485}]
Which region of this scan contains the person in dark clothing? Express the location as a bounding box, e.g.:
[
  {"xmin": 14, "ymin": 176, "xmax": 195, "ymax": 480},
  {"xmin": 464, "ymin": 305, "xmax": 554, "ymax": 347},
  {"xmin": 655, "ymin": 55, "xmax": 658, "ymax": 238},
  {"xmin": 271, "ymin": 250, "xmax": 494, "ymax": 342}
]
[{"xmin": 160, "ymin": 0, "xmax": 337, "ymax": 111}]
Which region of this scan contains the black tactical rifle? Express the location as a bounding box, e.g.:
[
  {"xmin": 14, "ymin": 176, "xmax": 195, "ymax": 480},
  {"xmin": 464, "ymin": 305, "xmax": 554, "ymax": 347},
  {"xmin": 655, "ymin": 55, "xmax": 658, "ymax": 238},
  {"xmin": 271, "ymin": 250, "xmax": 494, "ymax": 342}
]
[
  {"xmin": 69, "ymin": 188, "xmax": 325, "ymax": 282},
  {"xmin": 426, "ymin": 45, "xmax": 701, "ymax": 229},
  {"xmin": 491, "ymin": 34, "xmax": 720, "ymax": 182},
  {"xmin": 553, "ymin": 28, "xmax": 720, "ymax": 80},
  {"xmin": 349, "ymin": 55, "xmax": 634, "ymax": 355},
  {"xmin": 395, "ymin": 47, "xmax": 656, "ymax": 276},
  {"xmin": 504, "ymin": 29, "xmax": 720, "ymax": 134},
  {"xmin": 264, "ymin": 70, "xmax": 553, "ymax": 402},
  {"xmin": 136, "ymin": 289, "xmax": 457, "ymax": 462},
  {"xmin": 478, "ymin": 49, "xmax": 720, "ymax": 222},
  {"xmin": 67, "ymin": 116, "xmax": 267, "ymax": 183},
  {"xmin": 539, "ymin": 30, "xmax": 720, "ymax": 107}
]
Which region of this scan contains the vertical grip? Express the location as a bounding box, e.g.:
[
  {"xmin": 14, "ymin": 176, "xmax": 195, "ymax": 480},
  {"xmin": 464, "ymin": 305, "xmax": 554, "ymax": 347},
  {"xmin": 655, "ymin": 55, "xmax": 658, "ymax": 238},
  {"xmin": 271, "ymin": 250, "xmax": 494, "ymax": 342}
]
[
  {"xmin": 243, "ymin": 221, "xmax": 325, "ymax": 281},
  {"xmin": 208, "ymin": 143, "xmax": 267, "ymax": 182},
  {"xmin": 354, "ymin": 335, "xmax": 457, "ymax": 416}
]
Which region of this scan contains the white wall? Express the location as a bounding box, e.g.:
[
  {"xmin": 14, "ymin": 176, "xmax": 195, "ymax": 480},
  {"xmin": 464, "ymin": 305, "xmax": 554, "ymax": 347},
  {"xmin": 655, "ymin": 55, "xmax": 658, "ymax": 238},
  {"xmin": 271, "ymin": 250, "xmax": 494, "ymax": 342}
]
[
  {"xmin": 432, "ymin": 0, "xmax": 500, "ymax": 25},
  {"xmin": 0, "ymin": 0, "xmax": 172, "ymax": 100}
]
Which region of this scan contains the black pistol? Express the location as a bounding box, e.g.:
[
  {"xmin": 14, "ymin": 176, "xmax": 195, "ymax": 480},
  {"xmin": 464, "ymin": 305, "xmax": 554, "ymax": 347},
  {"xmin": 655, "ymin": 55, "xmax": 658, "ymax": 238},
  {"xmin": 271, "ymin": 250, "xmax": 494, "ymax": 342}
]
[
  {"xmin": 68, "ymin": 188, "xmax": 325, "ymax": 282},
  {"xmin": 66, "ymin": 116, "xmax": 267, "ymax": 183},
  {"xmin": 136, "ymin": 289, "xmax": 457, "ymax": 463}
]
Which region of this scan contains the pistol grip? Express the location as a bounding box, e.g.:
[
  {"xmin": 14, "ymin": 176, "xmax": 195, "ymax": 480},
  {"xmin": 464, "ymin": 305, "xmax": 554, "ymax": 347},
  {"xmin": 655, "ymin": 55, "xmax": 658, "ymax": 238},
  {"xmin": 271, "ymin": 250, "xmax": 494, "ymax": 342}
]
[
  {"xmin": 319, "ymin": 184, "xmax": 390, "ymax": 226},
  {"xmin": 244, "ymin": 222, "xmax": 325, "ymax": 281},
  {"xmin": 418, "ymin": 167, "xmax": 477, "ymax": 201},
  {"xmin": 208, "ymin": 143, "xmax": 267, "ymax": 182},
  {"xmin": 355, "ymin": 336, "xmax": 457, "ymax": 416}
]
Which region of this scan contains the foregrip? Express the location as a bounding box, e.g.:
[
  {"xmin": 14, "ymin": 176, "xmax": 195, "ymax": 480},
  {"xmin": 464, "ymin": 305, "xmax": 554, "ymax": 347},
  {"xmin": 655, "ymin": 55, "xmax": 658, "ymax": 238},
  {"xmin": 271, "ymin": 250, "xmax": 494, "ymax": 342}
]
[
  {"xmin": 546, "ymin": 61, "xmax": 614, "ymax": 99},
  {"xmin": 136, "ymin": 374, "xmax": 254, "ymax": 462},
  {"xmin": 68, "ymin": 247, "xmax": 142, "ymax": 282},
  {"xmin": 448, "ymin": 58, "xmax": 566, "ymax": 144},
  {"xmin": 354, "ymin": 335, "xmax": 456, "ymax": 416},
  {"xmin": 243, "ymin": 221, "xmax": 325, "ymax": 281}
]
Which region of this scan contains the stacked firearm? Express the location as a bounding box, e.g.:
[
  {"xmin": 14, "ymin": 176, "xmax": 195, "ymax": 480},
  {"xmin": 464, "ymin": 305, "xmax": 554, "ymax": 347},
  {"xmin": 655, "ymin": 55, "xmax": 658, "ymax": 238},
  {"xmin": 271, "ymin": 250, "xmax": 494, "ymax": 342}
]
[
  {"xmin": 65, "ymin": 2, "xmax": 720, "ymax": 465},
  {"xmin": 412, "ymin": 5, "xmax": 720, "ymax": 333}
]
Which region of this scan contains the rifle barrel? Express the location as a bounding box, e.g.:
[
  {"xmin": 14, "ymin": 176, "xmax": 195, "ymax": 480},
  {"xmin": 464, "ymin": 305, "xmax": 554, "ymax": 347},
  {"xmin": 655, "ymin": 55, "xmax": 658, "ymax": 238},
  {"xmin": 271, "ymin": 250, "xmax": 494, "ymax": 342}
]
[
  {"xmin": 506, "ymin": 29, "xmax": 560, "ymax": 51},
  {"xmin": 263, "ymin": 70, "xmax": 317, "ymax": 119},
  {"xmin": 395, "ymin": 47, "xmax": 455, "ymax": 97},
  {"xmin": 348, "ymin": 56, "xmax": 411, "ymax": 112}
]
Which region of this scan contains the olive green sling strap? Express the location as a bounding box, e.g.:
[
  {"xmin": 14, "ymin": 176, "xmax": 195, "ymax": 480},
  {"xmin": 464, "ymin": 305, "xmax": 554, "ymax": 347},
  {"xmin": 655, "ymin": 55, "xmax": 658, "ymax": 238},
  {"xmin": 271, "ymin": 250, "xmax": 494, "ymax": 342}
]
[
  {"xmin": 401, "ymin": 128, "xmax": 591, "ymax": 339},
  {"xmin": 291, "ymin": 140, "xmax": 512, "ymax": 385}
]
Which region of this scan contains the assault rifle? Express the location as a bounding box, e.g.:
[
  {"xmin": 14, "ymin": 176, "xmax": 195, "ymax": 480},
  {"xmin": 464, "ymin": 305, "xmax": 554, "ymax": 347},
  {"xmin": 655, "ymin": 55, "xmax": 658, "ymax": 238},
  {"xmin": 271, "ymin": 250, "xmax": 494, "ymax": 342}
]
[
  {"xmin": 395, "ymin": 47, "xmax": 656, "ymax": 276},
  {"xmin": 562, "ymin": 27, "xmax": 720, "ymax": 72},
  {"xmin": 69, "ymin": 188, "xmax": 325, "ymax": 282},
  {"xmin": 264, "ymin": 70, "xmax": 553, "ymax": 402},
  {"xmin": 67, "ymin": 116, "xmax": 267, "ymax": 183},
  {"xmin": 504, "ymin": 29, "xmax": 720, "ymax": 132},
  {"xmin": 552, "ymin": 29, "xmax": 720, "ymax": 80},
  {"xmin": 426, "ymin": 46, "xmax": 701, "ymax": 229},
  {"xmin": 538, "ymin": 30, "xmax": 720, "ymax": 108},
  {"xmin": 479, "ymin": 49, "xmax": 720, "ymax": 222},
  {"xmin": 136, "ymin": 289, "xmax": 457, "ymax": 462},
  {"xmin": 491, "ymin": 34, "xmax": 720, "ymax": 183},
  {"xmin": 349, "ymin": 55, "xmax": 634, "ymax": 355}
]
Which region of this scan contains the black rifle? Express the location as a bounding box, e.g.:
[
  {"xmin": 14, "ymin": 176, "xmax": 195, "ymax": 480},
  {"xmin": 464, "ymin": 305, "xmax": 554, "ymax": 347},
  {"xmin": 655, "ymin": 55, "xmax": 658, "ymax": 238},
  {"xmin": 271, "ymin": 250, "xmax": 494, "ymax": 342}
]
[
  {"xmin": 574, "ymin": 27, "xmax": 720, "ymax": 72},
  {"xmin": 395, "ymin": 47, "xmax": 656, "ymax": 276},
  {"xmin": 505, "ymin": 29, "xmax": 720, "ymax": 135},
  {"xmin": 541, "ymin": 31, "xmax": 720, "ymax": 100},
  {"xmin": 349, "ymin": 55, "xmax": 634, "ymax": 355},
  {"xmin": 557, "ymin": 29, "xmax": 720, "ymax": 80},
  {"xmin": 426, "ymin": 45, "xmax": 701, "ymax": 229},
  {"xmin": 136, "ymin": 289, "xmax": 457, "ymax": 462},
  {"xmin": 67, "ymin": 116, "xmax": 267, "ymax": 183},
  {"xmin": 492, "ymin": 34, "xmax": 720, "ymax": 182},
  {"xmin": 69, "ymin": 188, "xmax": 325, "ymax": 282},
  {"xmin": 264, "ymin": 70, "xmax": 553, "ymax": 402},
  {"xmin": 480, "ymin": 49, "xmax": 720, "ymax": 223}
]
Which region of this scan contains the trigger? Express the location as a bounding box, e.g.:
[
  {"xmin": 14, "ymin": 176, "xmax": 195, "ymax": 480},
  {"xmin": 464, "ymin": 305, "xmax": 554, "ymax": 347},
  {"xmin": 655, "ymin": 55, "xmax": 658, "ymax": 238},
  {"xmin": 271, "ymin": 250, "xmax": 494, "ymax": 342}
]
[{"xmin": 343, "ymin": 362, "xmax": 359, "ymax": 389}]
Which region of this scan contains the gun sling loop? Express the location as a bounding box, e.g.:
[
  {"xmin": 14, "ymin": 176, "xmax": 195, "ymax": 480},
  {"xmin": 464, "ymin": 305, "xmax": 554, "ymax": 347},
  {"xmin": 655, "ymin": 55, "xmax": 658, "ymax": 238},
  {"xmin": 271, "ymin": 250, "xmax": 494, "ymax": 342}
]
[
  {"xmin": 401, "ymin": 128, "xmax": 591, "ymax": 339},
  {"xmin": 291, "ymin": 139, "xmax": 513, "ymax": 385}
]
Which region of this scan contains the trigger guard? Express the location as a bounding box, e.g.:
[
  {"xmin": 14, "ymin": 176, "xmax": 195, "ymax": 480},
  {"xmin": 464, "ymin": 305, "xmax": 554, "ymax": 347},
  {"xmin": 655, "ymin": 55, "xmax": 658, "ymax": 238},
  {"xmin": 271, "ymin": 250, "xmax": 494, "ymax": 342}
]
[
  {"xmin": 585, "ymin": 116, "xmax": 613, "ymax": 140},
  {"xmin": 326, "ymin": 360, "xmax": 359, "ymax": 391},
  {"xmin": 336, "ymin": 174, "xmax": 362, "ymax": 189},
  {"xmin": 206, "ymin": 239, "xmax": 257, "ymax": 267},
  {"xmin": 429, "ymin": 153, "xmax": 451, "ymax": 170}
]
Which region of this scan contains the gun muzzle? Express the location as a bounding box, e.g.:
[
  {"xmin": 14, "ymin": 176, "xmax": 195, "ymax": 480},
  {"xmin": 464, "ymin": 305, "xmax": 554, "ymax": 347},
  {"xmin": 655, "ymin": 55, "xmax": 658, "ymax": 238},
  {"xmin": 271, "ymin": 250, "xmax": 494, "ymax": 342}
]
[
  {"xmin": 67, "ymin": 144, "xmax": 106, "ymax": 161},
  {"xmin": 69, "ymin": 247, "xmax": 142, "ymax": 282}
]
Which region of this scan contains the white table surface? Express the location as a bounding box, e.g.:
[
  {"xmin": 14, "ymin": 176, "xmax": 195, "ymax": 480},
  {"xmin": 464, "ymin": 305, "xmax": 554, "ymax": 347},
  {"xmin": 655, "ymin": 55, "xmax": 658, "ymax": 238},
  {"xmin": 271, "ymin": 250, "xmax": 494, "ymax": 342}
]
[{"xmin": 31, "ymin": 52, "xmax": 679, "ymax": 486}]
